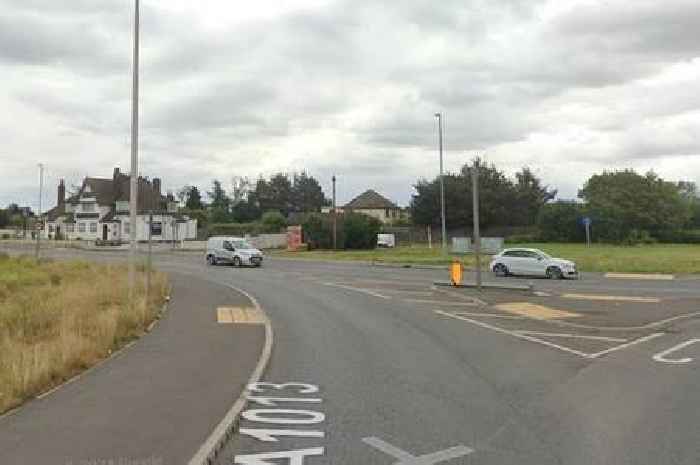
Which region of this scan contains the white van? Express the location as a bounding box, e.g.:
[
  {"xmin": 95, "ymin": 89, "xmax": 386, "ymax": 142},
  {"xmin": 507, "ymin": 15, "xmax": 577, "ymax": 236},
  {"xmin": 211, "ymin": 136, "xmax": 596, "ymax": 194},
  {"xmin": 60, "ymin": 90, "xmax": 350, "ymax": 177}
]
[{"xmin": 206, "ymin": 236, "xmax": 264, "ymax": 267}]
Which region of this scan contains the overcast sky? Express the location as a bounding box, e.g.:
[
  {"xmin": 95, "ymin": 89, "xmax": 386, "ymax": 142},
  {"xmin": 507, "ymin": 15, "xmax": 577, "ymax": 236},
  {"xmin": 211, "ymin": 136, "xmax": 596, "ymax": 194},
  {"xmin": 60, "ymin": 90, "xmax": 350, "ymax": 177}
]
[{"xmin": 2, "ymin": 0, "xmax": 700, "ymax": 211}]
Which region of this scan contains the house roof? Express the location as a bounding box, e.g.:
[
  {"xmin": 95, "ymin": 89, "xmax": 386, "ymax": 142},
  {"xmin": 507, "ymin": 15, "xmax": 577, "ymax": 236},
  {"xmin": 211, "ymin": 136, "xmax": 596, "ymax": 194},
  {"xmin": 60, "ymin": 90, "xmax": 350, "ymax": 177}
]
[
  {"xmin": 67, "ymin": 173, "xmax": 167, "ymax": 212},
  {"xmin": 344, "ymin": 190, "xmax": 398, "ymax": 209}
]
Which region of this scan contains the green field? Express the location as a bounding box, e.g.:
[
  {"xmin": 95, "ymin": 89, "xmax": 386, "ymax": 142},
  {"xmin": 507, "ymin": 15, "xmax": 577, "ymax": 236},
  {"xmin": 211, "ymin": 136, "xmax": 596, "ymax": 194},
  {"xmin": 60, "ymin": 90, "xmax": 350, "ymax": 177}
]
[{"xmin": 269, "ymin": 243, "xmax": 700, "ymax": 274}]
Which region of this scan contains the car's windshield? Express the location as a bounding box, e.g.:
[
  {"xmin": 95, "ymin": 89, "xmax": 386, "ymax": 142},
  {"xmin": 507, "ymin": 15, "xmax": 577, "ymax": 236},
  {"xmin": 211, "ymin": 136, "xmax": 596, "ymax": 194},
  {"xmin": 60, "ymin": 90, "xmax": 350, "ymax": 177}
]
[{"xmin": 538, "ymin": 251, "xmax": 552, "ymax": 260}]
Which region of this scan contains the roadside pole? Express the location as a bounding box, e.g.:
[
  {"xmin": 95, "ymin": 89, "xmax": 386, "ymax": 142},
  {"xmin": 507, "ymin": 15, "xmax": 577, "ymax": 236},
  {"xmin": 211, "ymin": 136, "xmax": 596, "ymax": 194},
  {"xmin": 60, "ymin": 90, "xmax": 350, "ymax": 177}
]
[
  {"xmin": 435, "ymin": 113, "xmax": 447, "ymax": 251},
  {"xmin": 332, "ymin": 175, "xmax": 337, "ymax": 250},
  {"xmin": 427, "ymin": 226, "xmax": 432, "ymax": 249},
  {"xmin": 35, "ymin": 163, "xmax": 44, "ymax": 261},
  {"xmin": 128, "ymin": 0, "xmax": 140, "ymax": 303},
  {"xmin": 472, "ymin": 160, "xmax": 482, "ymax": 290},
  {"xmin": 146, "ymin": 211, "xmax": 152, "ymax": 305},
  {"xmin": 584, "ymin": 218, "xmax": 591, "ymax": 247}
]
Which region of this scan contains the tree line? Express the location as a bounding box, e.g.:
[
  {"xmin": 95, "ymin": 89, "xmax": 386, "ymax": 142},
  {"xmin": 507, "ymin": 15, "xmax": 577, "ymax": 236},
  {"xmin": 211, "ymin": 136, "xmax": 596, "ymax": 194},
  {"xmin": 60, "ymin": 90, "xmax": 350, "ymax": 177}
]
[
  {"xmin": 177, "ymin": 172, "xmax": 330, "ymax": 226},
  {"xmin": 410, "ymin": 159, "xmax": 556, "ymax": 230},
  {"xmin": 410, "ymin": 161, "xmax": 700, "ymax": 244}
]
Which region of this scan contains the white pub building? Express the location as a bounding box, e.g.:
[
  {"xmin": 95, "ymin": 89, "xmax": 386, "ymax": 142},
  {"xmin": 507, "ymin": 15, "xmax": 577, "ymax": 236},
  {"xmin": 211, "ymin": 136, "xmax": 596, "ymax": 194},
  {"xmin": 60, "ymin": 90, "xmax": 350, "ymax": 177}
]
[{"xmin": 44, "ymin": 167, "xmax": 197, "ymax": 242}]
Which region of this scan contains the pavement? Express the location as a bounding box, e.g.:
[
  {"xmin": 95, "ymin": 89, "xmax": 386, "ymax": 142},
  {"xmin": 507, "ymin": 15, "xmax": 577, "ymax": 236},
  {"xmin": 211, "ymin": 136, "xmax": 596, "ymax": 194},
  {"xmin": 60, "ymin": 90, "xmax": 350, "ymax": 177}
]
[
  {"xmin": 0, "ymin": 271, "xmax": 265, "ymax": 465},
  {"xmin": 1, "ymin": 245, "xmax": 699, "ymax": 464}
]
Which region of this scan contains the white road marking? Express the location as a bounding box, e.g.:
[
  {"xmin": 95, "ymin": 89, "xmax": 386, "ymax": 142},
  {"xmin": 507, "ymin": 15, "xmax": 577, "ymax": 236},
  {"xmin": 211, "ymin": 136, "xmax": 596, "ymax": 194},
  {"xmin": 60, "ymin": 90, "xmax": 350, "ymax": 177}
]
[
  {"xmin": 434, "ymin": 310, "xmax": 591, "ymax": 358},
  {"xmin": 239, "ymin": 428, "xmax": 325, "ymax": 442},
  {"xmin": 246, "ymin": 396, "xmax": 322, "ymax": 407},
  {"xmin": 513, "ymin": 331, "xmax": 628, "ymax": 342},
  {"xmin": 234, "ymin": 447, "xmax": 325, "ymax": 465},
  {"xmin": 561, "ymin": 293, "xmax": 661, "ymax": 303},
  {"xmin": 605, "ymin": 272, "xmax": 674, "ymax": 280},
  {"xmin": 241, "ymin": 409, "xmax": 325, "ymax": 424},
  {"xmin": 248, "ymin": 382, "xmax": 319, "ymax": 394},
  {"xmin": 322, "ymin": 282, "xmax": 392, "ymax": 299},
  {"xmin": 587, "ymin": 333, "xmax": 665, "ymax": 359},
  {"xmin": 404, "ymin": 299, "xmax": 478, "ymax": 306},
  {"xmin": 362, "ymin": 437, "xmax": 474, "ymax": 464},
  {"xmin": 653, "ymin": 338, "xmax": 700, "ymax": 364},
  {"xmin": 437, "ymin": 310, "xmax": 666, "ymax": 359}
]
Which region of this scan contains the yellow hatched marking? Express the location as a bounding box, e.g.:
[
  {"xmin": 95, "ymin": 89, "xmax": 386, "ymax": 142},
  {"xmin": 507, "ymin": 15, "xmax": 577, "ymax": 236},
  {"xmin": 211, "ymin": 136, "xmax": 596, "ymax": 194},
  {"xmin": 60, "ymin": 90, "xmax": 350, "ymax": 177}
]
[
  {"xmin": 605, "ymin": 273, "xmax": 674, "ymax": 280},
  {"xmin": 494, "ymin": 302, "xmax": 581, "ymax": 320},
  {"xmin": 562, "ymin": 293, "xmax": 660, "ymax": 303},
  {"xmin": 217, "ymin": 306, "xmax": 265, "ymax": 324}
]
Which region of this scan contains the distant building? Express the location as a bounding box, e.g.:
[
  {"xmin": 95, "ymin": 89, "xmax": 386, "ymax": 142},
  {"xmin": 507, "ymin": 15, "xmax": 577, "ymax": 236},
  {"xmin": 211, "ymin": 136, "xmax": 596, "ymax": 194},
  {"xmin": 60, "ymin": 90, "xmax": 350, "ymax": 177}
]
[
  {"xmin": 43, "ymin": 167, "xmax": 197, "ymax": 242},
  {"xmin": 323, "ymin": 189, "xmax": 407, "ymax": 224}
]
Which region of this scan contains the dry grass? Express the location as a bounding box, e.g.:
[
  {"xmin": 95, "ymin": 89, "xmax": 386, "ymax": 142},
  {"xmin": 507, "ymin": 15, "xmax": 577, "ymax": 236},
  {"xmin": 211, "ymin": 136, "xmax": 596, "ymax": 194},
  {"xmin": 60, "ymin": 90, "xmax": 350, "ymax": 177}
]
[{"xmin": 0, "ymin": 254, "xmax": 169, "ymax": 414}]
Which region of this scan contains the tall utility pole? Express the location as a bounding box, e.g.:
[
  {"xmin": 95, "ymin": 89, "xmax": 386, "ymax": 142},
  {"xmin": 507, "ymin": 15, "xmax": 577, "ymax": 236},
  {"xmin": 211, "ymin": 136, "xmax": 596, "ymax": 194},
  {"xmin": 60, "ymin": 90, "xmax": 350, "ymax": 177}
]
[
  {"xmin": 472, "ymin": 160, "xmax": 482, "ymax": 290},
  {"xmin": 128, "ymin": 0, "xmax": 140, "ymax": 301},
  {"xmin": 332, "ymin": 175, "xmax": 337, "ymax": 250},
  {"xmin": 35, "ymin": 163, "xmax": 44, "ymax": 260},
  {"xmin": 434, "ymin": 113, "xmax": 447, "ymax": 250}
]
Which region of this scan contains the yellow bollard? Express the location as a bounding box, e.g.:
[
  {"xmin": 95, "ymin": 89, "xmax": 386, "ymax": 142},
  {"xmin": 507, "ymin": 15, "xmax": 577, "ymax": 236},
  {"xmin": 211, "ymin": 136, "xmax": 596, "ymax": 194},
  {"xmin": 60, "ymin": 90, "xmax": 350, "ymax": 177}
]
[{"xmin": 450, "ymin": 260, "xmax": 463, "ymax": 286}]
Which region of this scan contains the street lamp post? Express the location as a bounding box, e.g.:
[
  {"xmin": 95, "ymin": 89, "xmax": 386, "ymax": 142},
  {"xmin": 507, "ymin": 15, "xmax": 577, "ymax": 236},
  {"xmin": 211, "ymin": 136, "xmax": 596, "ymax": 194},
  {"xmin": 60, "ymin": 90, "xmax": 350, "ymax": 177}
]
[
  {"xmin": 128, "ymin": 0, "xmax": 140, "ymax": 302},
  {"xmin": 35, "ymin": 163, "xmax": 44, "ymax": 260},
  {"xmin": 434, "ymin": 113, "xmax": 447, "ymax": 251},
  {"xmin": 332, "ymin": 175, "xmax": 337, "ymax": 250}
]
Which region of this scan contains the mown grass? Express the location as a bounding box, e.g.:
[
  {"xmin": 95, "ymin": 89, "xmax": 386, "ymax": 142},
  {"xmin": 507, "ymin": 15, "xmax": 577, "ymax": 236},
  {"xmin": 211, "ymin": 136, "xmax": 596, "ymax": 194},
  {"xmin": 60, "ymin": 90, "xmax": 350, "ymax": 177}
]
[
  {"xmin": 0, "ymin": 254, "xmax": 168, "ymax": 414},
  {"xmin": 269, "ymin": 243, "xmax": 700, "ymax": 274}
]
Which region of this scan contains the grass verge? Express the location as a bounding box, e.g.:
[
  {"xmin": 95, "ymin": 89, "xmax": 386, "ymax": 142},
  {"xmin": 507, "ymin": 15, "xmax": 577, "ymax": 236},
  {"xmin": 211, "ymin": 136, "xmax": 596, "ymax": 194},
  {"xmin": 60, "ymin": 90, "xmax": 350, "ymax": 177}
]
[
  {"xmin": 0, "ymin": 254, "xmax": 169, "ymax": 414},
  {"xmin": 268, "ymin": 243, "xmax": 700, "ymax": 274}
]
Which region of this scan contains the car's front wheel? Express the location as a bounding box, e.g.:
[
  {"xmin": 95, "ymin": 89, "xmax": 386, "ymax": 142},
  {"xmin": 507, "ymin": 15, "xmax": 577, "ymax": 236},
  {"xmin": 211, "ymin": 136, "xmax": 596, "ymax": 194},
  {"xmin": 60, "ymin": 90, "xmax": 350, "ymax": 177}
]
[
  {"xmin": 546, "ymin": 266, "xmax": 563, "ymax": 279},
  {"xmin": 207, "ymin": 255, "xmax": 216, "ymax": 266},
  {"xmin": 233, "ymin": 256, "xmax": 242, "ymax": 267},
  {"xmin": 493, "ymin": 263, "xmax": 509, "ymax": 277}
]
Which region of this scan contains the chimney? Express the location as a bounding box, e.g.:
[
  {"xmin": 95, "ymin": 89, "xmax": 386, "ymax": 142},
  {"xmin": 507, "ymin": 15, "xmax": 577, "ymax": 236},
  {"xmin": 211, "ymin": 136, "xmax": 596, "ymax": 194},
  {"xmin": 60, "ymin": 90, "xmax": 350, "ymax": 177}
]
[
  {"xmin": 153, "ymin": 178, "xmax": 161, "ymax": 195},
  {"xmin": 58, "ymin": 179, "xmax": 65, "ymax": 206}
]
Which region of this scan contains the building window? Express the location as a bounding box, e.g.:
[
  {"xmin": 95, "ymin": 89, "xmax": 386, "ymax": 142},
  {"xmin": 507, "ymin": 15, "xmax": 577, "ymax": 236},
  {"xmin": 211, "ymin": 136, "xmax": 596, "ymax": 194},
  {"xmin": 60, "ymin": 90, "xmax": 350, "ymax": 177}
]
[
  {"xmin": 78, "ymin": 223, "xmax": 86, "ymax": 233},
  {"xmin": 124, "ymin": 222, "xmax": 130, "ymax": 234},
  {"xmin": 89, "ymin": 223, "xmax": 97, "ymax": 233},
  {"xmin": 83, "ymin": 203, "xmax": 95, "ymax": 212},
  {"xmin": 115, "ymin": 201, "xmax": 129, "ymax": 213},
  {"xmin": 49, "ymin": 224, "xmax": 54, "ymax": 233},
  {"xmin": 66, "ymin": 224, "xmax": 74, "ymax": 233},
  {"xmin": 151, "ymin": 222, "xmax": 162, "ymax": 236}
]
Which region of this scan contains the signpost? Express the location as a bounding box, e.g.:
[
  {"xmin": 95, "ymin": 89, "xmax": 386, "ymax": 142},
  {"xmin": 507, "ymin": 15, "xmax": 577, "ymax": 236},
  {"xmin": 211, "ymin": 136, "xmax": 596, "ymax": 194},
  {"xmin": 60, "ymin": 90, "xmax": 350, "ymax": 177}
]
[
  {"xmin": 472, "ymin": 161, "xmax": 482, "ymax": 290},
  {"xmin": 583, "ymin": 217, "xmax": 592, "ymax": 247}
]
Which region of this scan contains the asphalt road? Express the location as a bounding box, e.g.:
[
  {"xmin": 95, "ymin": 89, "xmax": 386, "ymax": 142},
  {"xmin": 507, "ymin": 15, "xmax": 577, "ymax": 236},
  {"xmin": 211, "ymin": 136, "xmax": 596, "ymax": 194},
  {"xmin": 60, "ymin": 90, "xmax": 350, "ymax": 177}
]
[{"xmin": 2, "ymin": 247, "xmax": 699, "ymax": 464}]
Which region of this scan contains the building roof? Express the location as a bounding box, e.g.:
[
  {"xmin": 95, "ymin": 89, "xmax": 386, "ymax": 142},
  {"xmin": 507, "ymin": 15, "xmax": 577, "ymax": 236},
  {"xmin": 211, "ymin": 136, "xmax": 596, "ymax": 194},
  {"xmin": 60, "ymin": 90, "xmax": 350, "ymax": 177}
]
[{"xmin": 344, "ymin": 190, "xmax": 398, "ymax": 209}]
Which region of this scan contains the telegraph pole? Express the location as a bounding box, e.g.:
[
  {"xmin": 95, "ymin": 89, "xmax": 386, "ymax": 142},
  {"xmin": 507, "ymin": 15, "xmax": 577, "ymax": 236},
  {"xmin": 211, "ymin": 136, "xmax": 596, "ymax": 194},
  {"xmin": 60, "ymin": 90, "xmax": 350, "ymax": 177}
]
[
  {"xmin": 472, "ymin": 160, "xmax": 482, "ymax": 290},
  {"xmin": 128, "ymin": 0, "xmax": 140, "ymax": 301},
  {"xmin": 332, "ymin": 175, "xmax": 337, "ymax": 250},
  {"xmin": 434, "ymin": 113, "xmax": 447, "ymax": 250},
  {"xmin": 35, "ymin": 163, "xmax": 44, "ymax": 260}
]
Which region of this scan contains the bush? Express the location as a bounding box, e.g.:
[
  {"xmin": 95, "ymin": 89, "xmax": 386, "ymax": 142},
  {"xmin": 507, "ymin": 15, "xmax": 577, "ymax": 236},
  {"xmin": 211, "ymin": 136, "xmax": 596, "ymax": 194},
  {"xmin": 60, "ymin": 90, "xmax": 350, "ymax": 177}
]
[
  {"xmin": 656, "ymin": 229, "xmax": 700, "ymax": 244},
  {"xmin": 505, "ymin": 233, "xmax": 542, "ymax": 244},
  {"xmin": 208, "ymin": 222, "xmax": 264, "ymax": 237},
  {"xmin": 343, "ymin": 213, "xmax": 381, "ymax": 249},
  {"xmin": 261, "ymin": 211, "xmax": 287, "ymax": 233},
  {"xmin": 301, "ymin": 213, "xmax": 340, "ymax": 249}
]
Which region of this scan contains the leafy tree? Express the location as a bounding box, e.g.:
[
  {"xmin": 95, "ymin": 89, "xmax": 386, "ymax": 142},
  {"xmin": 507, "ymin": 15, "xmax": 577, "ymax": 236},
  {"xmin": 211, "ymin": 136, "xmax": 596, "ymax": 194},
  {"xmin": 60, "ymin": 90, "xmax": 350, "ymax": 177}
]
[
  {"xmin": 578, "ymin": 170, "xmax": 691, "ymax": 242},
  {"xmin": 291, "ymin": 172, "xmax": 328, "ymax": 213},
  {"xmin": 512, "ymin": 167, "xmax": 557, "ymax": 226},
  {"xmin": 0, "ymin": 209, "xmax": 9, "ymax": 228},
  {"xmin": 261, "ymin": 210, "xmax": 287, "ymax": 232},
  {"xmin": 184, "ymin": 186, "xmax": 204, "ymax": 210},
  {"xmin": 343, "ymin": 213, "xmax": 381, "ymax": 249},
  {"xmin": 254, "ymin": 174, "xmax": 293, "ymax": 216},
  {"xmin": 207, "ymin": 180, "xmax": 230, "ymax": 212},
  {"xmin": 537, "ymin": 201, "xmax": 585, "ymax": 242},
  {"xmin": 410, "ymin": 159, "xmax": 547, "ymax": 230}
]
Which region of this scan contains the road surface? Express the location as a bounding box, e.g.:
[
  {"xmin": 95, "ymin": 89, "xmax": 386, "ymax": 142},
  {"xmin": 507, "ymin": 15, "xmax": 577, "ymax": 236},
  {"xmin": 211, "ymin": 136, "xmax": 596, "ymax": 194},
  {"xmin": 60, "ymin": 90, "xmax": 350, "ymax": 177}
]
[{"xmin": 1, "ymin": 247, "xmax": 699, "ymax": 464}]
